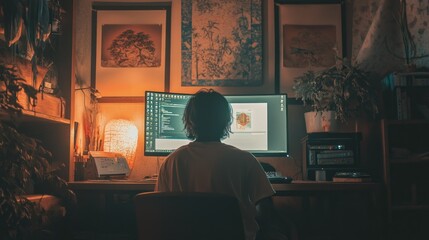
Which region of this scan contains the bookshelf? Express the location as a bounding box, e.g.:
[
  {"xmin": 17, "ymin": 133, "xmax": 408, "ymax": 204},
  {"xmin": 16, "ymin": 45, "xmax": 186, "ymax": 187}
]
[
  {"xmin": 381, "ymin": 119, "xmax": 429, "ymax": 239},
  {"xmin": 0, "ymin": 0, "xmax": 75, "ymax": 181},
  {"xmin": 381, "ymin": 72, "xmax": 429, "ymax": 238}
]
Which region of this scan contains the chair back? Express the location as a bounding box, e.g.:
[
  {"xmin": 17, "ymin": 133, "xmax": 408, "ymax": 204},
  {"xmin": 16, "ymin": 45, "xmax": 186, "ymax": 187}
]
[{"xmin": 134, "ymin": 192, "xmax": 245, "ymax": 240}]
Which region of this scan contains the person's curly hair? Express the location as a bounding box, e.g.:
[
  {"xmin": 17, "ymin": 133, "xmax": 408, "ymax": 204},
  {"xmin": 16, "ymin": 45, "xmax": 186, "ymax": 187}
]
[{"xmin": 183, "ymin": 89, "xmax": 232, "ymax": 141}]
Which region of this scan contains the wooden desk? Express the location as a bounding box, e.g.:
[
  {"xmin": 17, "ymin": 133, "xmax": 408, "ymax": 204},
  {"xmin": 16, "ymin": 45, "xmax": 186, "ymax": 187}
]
[
  {"xmin": 69, "ymin": 181, "xmax": 383, "ymax": 240},
  {"xmin": 275, "ymin": 180, "xmax": 379, "ymax": 191},
  {"xmin": 69, "ymin": 180, "xmax": 380, "ymax": 194},
  {"xmin": 68, "ymin": 181, "xmax": 381, "ymax": 211},
  {"xmin": 69, "ymin": 180, "xmax": 155, "ymax": 192},
  {"xmin": 271, "ymin": 181, "xmax": 382, "ymax": 210},
  {"xmin": 271, "ymin": 181, "xmax": 383, "ymax": 240}
]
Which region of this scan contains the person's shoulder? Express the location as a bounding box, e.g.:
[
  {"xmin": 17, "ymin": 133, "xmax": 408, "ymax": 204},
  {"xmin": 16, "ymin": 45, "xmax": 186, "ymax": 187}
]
[
  {"xmin": 164, "ymin": 145, "xmax": 189, "ymax": 160},
  {"xmin": 221, "ymin": 143, "xmax": 256, "ymax": 158}
]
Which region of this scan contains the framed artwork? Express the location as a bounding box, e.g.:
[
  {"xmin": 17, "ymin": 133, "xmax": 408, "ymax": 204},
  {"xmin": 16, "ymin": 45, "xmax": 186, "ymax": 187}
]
[
  {"xmin": 181, "ymin": 0, "xmax": 263, "ymax": 87},
  {"xmin": 274, "ymin": 0, "xmax": 345, "ymax": 98},
  {"xmin": 91, "ymin": 3, "xmax": 171, "ymax": 99}
]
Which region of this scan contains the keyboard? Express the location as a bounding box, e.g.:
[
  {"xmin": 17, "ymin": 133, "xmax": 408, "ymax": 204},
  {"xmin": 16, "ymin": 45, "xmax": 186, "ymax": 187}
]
[
  {"xmin": 84, "ymin": 179, "xmax": 155, "ymax": 183},
  {"xmin": 265, "ymin": 172, "xmax": 293, "ymax": 183}
]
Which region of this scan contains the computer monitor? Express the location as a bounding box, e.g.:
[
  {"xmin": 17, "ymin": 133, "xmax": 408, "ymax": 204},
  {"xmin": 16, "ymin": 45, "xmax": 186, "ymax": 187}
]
[{"xmin": 144, "ymin": 91, "xmax": 288, "ymax": 157}]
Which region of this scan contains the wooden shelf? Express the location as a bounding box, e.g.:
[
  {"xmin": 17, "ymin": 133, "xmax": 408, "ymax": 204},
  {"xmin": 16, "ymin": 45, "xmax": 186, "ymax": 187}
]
[
  {"xmin": 382, "ymin": 119, "xmax": 429, "ymax": 125},
  {"xmin": 21, "ymin": 109, "xmax": 70, "ymax": 124},
  {"xmin": 392, "ymin": 205, "xmax": 429, "ymax": 211},
  {"xmin": 1, "ymin": 110, "xmax": 70, "ymax": 125},
  {"xmin": 390, "ymin": 156, "xmax": 429, "ymax": 164}
]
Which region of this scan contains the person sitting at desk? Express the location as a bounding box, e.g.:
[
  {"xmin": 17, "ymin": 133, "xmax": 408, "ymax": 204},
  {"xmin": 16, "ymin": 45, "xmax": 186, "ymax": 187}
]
[{"xmin": 155, "ymin": 89, "xmax": 288, "ymax": 240}]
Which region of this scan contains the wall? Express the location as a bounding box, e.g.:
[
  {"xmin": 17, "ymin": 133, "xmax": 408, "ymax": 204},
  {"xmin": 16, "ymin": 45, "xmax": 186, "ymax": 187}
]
[
  {"xmin": 73, "ymin": 0, "xmax": 429, "ymax": 180},
  {"xmin": 74, "ymin": 0, "xmax": 307, "ymax": 180}
]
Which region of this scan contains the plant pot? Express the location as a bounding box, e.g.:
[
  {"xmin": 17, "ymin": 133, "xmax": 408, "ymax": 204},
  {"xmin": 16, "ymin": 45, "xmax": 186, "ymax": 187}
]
[{"xmin": 304, "ymin": 111, "xmax": 339, "ymax": 133}]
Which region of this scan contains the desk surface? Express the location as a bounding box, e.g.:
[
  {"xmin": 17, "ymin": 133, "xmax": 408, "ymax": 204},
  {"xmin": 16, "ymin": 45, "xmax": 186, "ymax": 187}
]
[{"xmin": 68, "ymin": 180, "xmax": 381, "ymax": 195}]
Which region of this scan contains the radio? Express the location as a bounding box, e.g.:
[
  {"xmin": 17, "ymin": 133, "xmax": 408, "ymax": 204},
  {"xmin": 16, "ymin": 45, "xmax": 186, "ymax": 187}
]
[
  {"xmin": 302, "ymin": 132, "xmax": 361, "ymax": 181},
  {"xmin": 308, "ymin": 145, "xmax": 355, "ymax": 166}
]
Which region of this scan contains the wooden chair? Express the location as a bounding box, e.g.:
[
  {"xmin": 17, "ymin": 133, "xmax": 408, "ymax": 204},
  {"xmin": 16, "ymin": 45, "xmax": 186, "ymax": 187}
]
[{"xmin": 134, "ymin": 192, "xmax": 245, "ymax": 240}]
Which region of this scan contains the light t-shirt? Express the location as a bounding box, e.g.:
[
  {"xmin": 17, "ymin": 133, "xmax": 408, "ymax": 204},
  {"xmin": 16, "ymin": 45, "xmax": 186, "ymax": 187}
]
[{"xmin": 156, "ymin": 141, "xmax": 275, "ymax": 240}]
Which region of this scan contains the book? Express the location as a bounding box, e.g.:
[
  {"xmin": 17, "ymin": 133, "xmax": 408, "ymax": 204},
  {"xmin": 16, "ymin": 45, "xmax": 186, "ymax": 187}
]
[
  {"xmin": 332, "ymin": 172, "xmax": 371, "ymax": 183},
  {"xmin": 396, "ymin": 87, "xmax": 403, "ymax": 120},
  {"xmin": 401, "ymin": 89, "xmax": 409, "ymax": 120},
  {"xmin": 333, "ymin": 177, "xmax": 372, "ymax": 183}
]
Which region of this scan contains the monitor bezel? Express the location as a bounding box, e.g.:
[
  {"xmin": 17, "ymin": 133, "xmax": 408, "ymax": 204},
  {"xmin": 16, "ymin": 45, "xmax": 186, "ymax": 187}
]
[{"xmin": 144, "ymin": 91, "xmax": 289, "ymax": 157}]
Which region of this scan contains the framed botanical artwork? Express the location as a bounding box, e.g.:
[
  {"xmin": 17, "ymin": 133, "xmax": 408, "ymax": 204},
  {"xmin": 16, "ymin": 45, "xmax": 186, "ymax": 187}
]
[
  {"xmin": 91, "ymin": 2, "xmax": 171, "ymax": 99},
  {"xmin": 274, "ymin": 0, "xmax": 345, "ymax": 98},
  {"xmin": 181, "ymin": 0, "xmax": 263, "ymax": 87}
]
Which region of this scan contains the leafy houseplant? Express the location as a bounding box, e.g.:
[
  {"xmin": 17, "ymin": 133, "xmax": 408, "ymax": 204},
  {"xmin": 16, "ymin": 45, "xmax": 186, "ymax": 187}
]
[
  {"xmin": 293, "ymin": 58, "xmax": 379, "ymax": 124},
  {"xmin": 0, "ymin": 64, "xmax": 76, "ymax": 239}
]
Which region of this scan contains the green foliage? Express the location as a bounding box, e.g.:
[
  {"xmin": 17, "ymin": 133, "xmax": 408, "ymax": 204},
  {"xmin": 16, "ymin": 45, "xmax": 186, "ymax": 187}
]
[
  {"xmin": 0, "ymin": 122, "xmax": 49, "ymax": 239},
  {"xmin": 0, "ymin": 187, "xmax": 37, "ymax": 240},
  {"xmin": 293, "ymin": 59, "xmax": 379, "ymax": 122},
  {"xmin": 0, "ymin": 63, "xmax": 76, "ymax": 239},
  {"xmin": 0, "ymin": 65, "xmax": 37, "ymax": 114}
]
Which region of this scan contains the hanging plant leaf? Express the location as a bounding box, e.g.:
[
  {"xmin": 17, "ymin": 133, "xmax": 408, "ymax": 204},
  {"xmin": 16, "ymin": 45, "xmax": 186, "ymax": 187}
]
[
  {"xmin": 26, "ymin": 0, "xmax": 40, "ymax": 50},
  {"xmin": 20, "ymin": 82, "xmax": 38, "ymax": 100},
  {"xmin": 39, "ymin": 0, "xmax": 51, "ymax": 41},
  {"xmin": 26, "ymin": 0, "xmax": 50, "ymax": 49},
  {"xmin": 26, "ymin": 0, "xmax": 50, "ymax": 86},
  {"xmin": 2, "ymin": 0, "xmax": 24, "ymax": 47}
]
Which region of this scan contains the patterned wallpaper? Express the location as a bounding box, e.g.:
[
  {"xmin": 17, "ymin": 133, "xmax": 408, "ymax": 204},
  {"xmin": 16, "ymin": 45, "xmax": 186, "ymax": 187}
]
[
  {"xmin": 352, "ymin": 0, "xmax": 429, "ymax": 76},
  {"xmin": 406, "ymin": 0, "xmax": 429, "ymax": 66},
  {"xmin": 351, "ymin": 0, "xmax": 380, "ymax": 61}
]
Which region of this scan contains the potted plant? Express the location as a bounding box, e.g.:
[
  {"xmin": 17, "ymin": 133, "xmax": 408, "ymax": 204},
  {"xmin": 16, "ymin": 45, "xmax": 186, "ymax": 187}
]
[
  {"xmin": 0, "ymin": 64, "xmax": 76, "ymax": 239},
  {"xmin": 293, "ymin": 58, "xmax": 379, "ymax": 133}
]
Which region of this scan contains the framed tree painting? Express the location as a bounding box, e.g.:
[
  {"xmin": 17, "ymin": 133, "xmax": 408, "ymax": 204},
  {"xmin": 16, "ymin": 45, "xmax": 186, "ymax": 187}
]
[
  {"xmin": 181, "ymin": 0, "xmax": 263, "ymax": 87},
  {"xmin": 274, "ymin": 0, "xmax": 345, "ymax": 98},
  {"xmin": 91, "ymin": 3, "xmax": 171, "ymax": 99}
]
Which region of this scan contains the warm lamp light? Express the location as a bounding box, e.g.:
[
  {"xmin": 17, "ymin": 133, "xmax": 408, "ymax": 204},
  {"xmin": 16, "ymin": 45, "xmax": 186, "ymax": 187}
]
[{"xmin": 103, "ymin": 119, "xmax": 138, "ymax": 170}]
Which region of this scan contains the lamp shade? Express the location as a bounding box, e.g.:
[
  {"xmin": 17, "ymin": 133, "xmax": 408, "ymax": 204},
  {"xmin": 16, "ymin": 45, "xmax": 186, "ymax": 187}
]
[{"xmin": 103, "ymin": 119, "xmax": 138, "ymax": 170}]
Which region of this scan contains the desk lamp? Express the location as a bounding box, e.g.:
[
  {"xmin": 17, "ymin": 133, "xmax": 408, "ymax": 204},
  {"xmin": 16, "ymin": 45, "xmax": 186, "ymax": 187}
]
[{"xmin": 103, "ymin": 119, "xmax": 138, "ymax": 170}]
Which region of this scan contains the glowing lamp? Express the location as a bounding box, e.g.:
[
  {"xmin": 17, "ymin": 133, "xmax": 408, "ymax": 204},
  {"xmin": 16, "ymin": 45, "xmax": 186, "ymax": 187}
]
[{"xmin": 103, "ymin": 119, "xmax": 138, "ymax": 170}]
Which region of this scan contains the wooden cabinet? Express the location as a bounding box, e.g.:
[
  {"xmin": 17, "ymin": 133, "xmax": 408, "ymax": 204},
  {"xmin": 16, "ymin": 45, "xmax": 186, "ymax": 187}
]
[
  {"xmin": 0, "ymin": 0, "xmax": 75, "ymax": 181},
  {"xmin": 381, "ymin": 119, "xmax": 429, "ymax": 238}
]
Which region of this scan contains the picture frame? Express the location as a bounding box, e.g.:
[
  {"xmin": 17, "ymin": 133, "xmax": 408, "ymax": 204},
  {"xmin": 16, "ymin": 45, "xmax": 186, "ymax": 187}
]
[
  {"xmin": 181, "ymin": 0, "xmax": 263, "ymax": 88},
  {"xmin": 274, "ymin": 0, "xmax": 345, "ymax": 98},
  {"xmin": 91, "ymin": 2, "xmax": 171, "ymax": 99}
]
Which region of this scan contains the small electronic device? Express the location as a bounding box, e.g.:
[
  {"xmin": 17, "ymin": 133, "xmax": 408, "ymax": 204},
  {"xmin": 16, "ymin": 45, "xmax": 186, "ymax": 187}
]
[
  {"xmin": 302, "ymin": 132, "xmax": 362, "ymax": 180},
  {"xmin": 144, "ymin": 91, "xmax": 289, "ymax": 157},
  {"xmin": 84, "ymin": 151, "xmax": 130, "ymax": 179}
]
